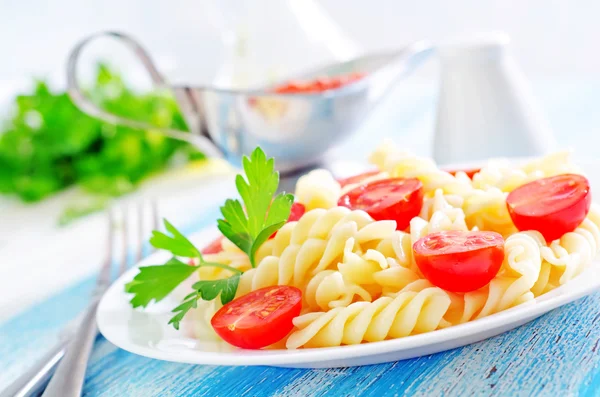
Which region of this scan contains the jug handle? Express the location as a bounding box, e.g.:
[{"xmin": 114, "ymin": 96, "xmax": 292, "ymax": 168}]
[{"xmin": 66, "ymin": 31, "xmax": 223, "ymax": 158}]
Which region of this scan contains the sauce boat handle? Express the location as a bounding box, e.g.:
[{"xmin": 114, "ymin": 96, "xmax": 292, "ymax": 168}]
[{"xmin": 66, "ymin": 31, "xmax": 222, "ymax": 158}]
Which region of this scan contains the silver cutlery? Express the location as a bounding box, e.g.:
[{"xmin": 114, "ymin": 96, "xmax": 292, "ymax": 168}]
[{"xmin": 0, "ymin": 202, "xmax": 158, "ymax": 397}]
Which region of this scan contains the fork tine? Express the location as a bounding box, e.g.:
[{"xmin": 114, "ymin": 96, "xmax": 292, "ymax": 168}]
[
  {"xmin": 128, "ymin": 200, "xmax": 159, "ymax": 271},
  {"xmin": 119, "ymin": 205, "xmax": 129, "ymax": 277},
  {"xmin": 97, "ymin": 209, "xmax": 115, "ymax": 288},
  {"xmin": 151, "ymin": 200, "xmax": 159, "ymax": 252},
  {"xmin": 151, "ymin": 199, "xmax": 159, "ymax": 230},
  {"xmin": 136, "ymin": 203, "xmax": 145, "ymax": 264}
]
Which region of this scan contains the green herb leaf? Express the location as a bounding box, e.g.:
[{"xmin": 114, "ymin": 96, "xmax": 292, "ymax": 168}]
[
  {"xmin": 218, "ymin": 147, "xmax": 293, "ymax": 266},
  {"xmin": 124, "ymin": 257, "xmax": 198, "ymax": 308},
  {"xmin": 250, "ymin": 221, "xmax": 287, "ymax": 263},
  {"xmin": 192, "ymin": 275, "xmax": 241, "ymax": 304},
  {"xmin": 0, "ymin": 63, "xmax": 204, "ymax": 216},
  {"xmin": 149, "ymin": 219, "xmax": 202, "ymax": 258},
  {"xmin": 167, "ymin": 275, "xmax": 241, "ymax": 330},
  {"xmin": 168, "ymin": 292, "xmax": 200, "ymax": 330}
]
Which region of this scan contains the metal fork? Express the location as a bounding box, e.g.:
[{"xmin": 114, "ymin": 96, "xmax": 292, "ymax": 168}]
[{"xmin": 0, "ymin": 201, "xmax": 158, "ymax": 397}]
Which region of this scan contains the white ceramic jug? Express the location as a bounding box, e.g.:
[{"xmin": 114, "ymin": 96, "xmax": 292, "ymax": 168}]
[{"xmin": 433, "ymin": 32, "xmax": 556, "ymax": 165}]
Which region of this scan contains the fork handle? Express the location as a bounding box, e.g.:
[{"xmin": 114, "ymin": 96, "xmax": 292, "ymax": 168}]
[
  {"xmin": 0, "ymin": 339, "xmax": 67, "ymax": 397},
  {"xmin": 41, "ymin": 297, "xmax": 101, "ymax": 397}
]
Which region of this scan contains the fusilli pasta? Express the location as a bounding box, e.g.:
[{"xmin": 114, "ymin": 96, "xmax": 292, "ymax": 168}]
[
  {"xmin": 462, "ymin": 187, "xmax": 517, "ymax": 238},
  {"xmin": 537, "ymin": 205, "xmax": 600, "ymax": 286},
  {"xmin": 294, "ymin": 169, "xmax": 341, "ymax": 211},
  {"xmin": 187, "ymin": 144, "xmax": 599, "ymax": 351},
  {"xmin": 286, "ymin": 281, "xmax": 452, "ymax": 349},
  {"xmin": 472, "ymin": 150, "xmax": 583, "ymax": 192},
  {"xmin": 236, "ymin": 207, "xmax": 397, "ymax": 297}
]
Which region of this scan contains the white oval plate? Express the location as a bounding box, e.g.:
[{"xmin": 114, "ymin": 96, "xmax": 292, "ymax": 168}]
[
  {"xmin": 97, "ymin": 229, "xmax": 600, "ymax": 369},
  {"xmin": 97, "ymin": 157, "xmax": 600, "ymax": 368}
]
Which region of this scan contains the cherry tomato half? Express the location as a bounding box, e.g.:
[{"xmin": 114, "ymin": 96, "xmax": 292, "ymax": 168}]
[
  {"xmin": 338, "ymin": 178, "xmax": 423, "ymax": 230},
  {"xmin": 414, "ymin": 230, "xmax": 505, "ymax": 293},
  {"xmin": 445, "ymin": 167, "xmax": 481, "ymax": 180},
  {"xmin": 211, "ymin": 286, "xmax": 302, "ymax": 349},
  {"xmin": 506, "ymin": 174, "xmax": 591, "ymax": 242},
  {"xmin": 337, "ymin": 170, "xmax": 381, "ymax": 188}
]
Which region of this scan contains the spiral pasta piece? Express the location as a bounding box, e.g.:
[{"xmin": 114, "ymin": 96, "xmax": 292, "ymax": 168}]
[
  {"xmin": 446, "ymin": 276, "xmax": 535, "ymax": 324},
  {"xmin": 531, "ymin": 261, "xmax": 561, "ymax": 297},
  {"xmin": 304, "ymin": 270, "xmax": 372, "ymax": 312},
  {"xmin": 286, "ymin": 282, "xmax": 451, "ymax": 349},
  {"xmin": 372, "ymin": 230, "xmax": 414, "ymax": 268},
  {"xmin": 537, "ymin": 206, "xmax": 600, "ymax": 285},
  {"xmin": 463, "ymin": 187, "xmax": 517, "ymax": 238},
  {"xmin": 419, "ymin": 188, "xmax": 465, "ymax": 221},
  {"xmin": 304, "ymin": 238, "xmax": 379, "ymax": 312},
  {"xmin": 295, "ymin": 169, "xmax": 341, "ymax": 211}
]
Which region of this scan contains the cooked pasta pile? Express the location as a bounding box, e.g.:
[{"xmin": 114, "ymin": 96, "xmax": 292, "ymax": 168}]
[{"xmin": 197, "ymin": 143, "xmax": 599, "ymax": 349}]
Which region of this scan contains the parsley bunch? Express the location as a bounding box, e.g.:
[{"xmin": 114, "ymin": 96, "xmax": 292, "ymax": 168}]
[
  {"xmin": 0, "ymin": 64, "xmax": 203, "ymax": 207},
  {"xmin": 125, "ymin": 147, "xmax": 293, "ymax": 329}
]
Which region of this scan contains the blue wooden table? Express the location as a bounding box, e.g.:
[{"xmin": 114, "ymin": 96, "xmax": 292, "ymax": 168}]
[{"xmin": 2, "ymin": 80, "xmax": 600, "ymax": 396}]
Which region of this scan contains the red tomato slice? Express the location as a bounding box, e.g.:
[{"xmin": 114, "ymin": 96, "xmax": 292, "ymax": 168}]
[
  {"xmin": 201, "ymin": 236, "xmax": 224, "ymax": 255},
  {"xmin": 445, "ymin": 167, "xmax": 481, "ymax": 179},
  {"xmin": 211, "ymin": 286, "xmax": 302, "ymax": 349},
  {"xmin": 506, "ymin": 174, "xmax": 591, "ymax": 242},
  {"xmin": 337, "ymin": 170, "xmax": 381, "ymax": 188},
  {"xmin": 414, "ymin": 230, "xmax": 505, "ymax": 293},
  {"xmin": 338, "ymin": 178, "xmax": 423, "ymax": 230}
]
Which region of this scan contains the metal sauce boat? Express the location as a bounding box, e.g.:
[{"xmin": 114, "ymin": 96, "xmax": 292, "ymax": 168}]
[
  {"xmin": 67, "ymin": 31, "xmax": 432, "ymax": 173},
  {"xmin": 67, "ymin": 31, "xmax": 555, "ymax": 174}
]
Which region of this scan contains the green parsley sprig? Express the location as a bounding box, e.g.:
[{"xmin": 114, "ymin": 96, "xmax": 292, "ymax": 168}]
[
  {"xmin": 218, "ymin": 147, "xmax": 293, "ymax": 266},
  {"xmin": 125, "ymin": 147, "xmax": 293, "ymax": 329},
  {"xmin": 0, "ymin": 63, "xmax": 203, "ymax": 213}
]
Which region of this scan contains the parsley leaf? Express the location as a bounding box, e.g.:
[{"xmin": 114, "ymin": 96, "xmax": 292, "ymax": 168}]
[
  {"xmin": 149, "ymin": 219, "xmax": 202, "ymax": 258},
  {"xmin": 168, "ymin": 275, "xmax": 241, "ymax": 330},
  {"xmin": 127, "ymin": 219, "xmax": 246, "ymax": 313},
  {"xmin": 168, "ymin": 292, "xmax": 200, "ymax": 330},
  {"xmin": 192, "ymin": 276, "xmax": 241, "ymax": 304},
  {"xmin": 125, "ymin": 257, "xmax": 198, "ymax": 308},
  {"xmin": 218, "ymin": 147, "xmax": 293, "ymax": 266}
]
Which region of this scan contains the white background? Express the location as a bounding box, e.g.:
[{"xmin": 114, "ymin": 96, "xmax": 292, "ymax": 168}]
[{"xmin": 1, "ymin": 0, "xmax": 599, "ymax": 87}]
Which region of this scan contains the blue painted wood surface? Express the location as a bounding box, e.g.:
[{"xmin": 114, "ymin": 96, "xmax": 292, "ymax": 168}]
[{"xmin": 2, "ymin": 80, "xmax": 600, "ymax": 396}]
